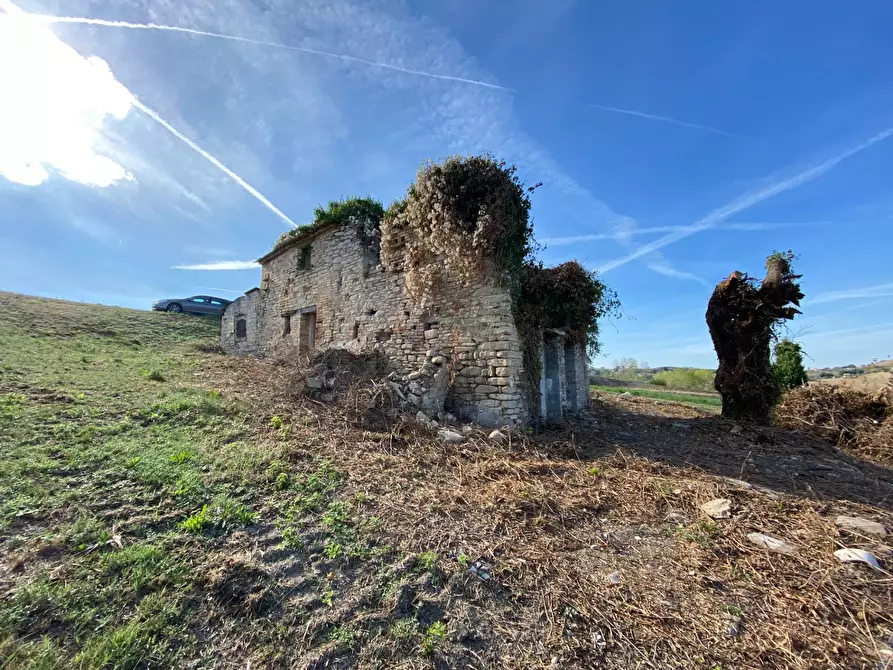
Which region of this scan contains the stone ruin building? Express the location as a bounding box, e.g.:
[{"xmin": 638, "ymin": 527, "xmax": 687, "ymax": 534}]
[{"xmin": 220, "ymin": 220, "xmax": 589, "ymax": 428}]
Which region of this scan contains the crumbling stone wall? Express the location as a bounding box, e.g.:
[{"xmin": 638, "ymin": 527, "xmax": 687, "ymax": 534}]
[
  {"xmin": 224, "ymin": 224, "xmax": 529, "ymax": 427},
  {"xmin": 221, "ymin": 288, "xmax": 261, "ymax": 356}
]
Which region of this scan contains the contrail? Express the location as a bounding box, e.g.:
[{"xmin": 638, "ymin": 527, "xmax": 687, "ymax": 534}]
[
  {"xmin": 591, "ymin": 104, "xmax": 738, "ymax": 137},
  {"xmin": 596, "ymin": 125, "xmax": 893, "ymax": 274},
  {"xmin": 541, "ymin": 222, "xmax": 825, "ymax": 247},
  {"xmin": 131, "ymin": 98, "xmax": 298, "ymax": 229},
  {"xmin": 32, "ymin": 14, "xmax": 511, "ymax": 91}
]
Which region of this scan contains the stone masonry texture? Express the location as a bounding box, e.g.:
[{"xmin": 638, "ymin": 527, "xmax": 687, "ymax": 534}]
[{"xmin": 221, "ymin": 224, "xmax": 588, "ymax": 426}]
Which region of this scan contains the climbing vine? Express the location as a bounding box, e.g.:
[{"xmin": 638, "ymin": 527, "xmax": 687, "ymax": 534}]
[
  {"xmin": 381, "ymin": 154, "xmax": 536, "ymax": 300},
  {"xmin": 514, "ymin": 261, "xmax": 620, "ymax": 413},
  {"xmin": 380, "ymin": 153, "xmax": 620, "ymax": 415}
]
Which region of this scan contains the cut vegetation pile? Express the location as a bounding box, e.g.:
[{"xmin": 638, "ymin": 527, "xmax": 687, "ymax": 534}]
[
  {"xmin": 1, "ymin": 293, "xmax": 892, "ymax": 669},
  {"xmin": 775, "ymin": 383, "xmax": 893, "ymax": 466}
]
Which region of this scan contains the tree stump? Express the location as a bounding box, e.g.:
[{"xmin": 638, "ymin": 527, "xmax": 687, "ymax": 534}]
[{"xmin": 706, "ymin": 256, "xmax": 803, "ymax": 423}]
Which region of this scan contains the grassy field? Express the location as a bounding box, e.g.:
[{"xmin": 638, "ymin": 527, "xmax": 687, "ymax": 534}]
[
  {"xmin": 0, "ymin": 294, "xmax": 397, "ymax": 668},
  {"xmin": 1, "ymin": 292, "xmax": 891, "ymax": 669},
  {"xmin": 591, "ymin": 384, "xmax": 722, "ymax": 409}
]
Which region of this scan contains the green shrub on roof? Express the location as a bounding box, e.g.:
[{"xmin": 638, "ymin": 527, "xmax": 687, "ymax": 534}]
[{"xmin": 272, "ymin": 197, "xmax": 384, "ymax": 252}]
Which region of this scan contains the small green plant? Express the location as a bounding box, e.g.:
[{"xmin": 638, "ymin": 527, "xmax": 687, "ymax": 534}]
[
  {"xmin": 456, "ymin": 553, "xmax": 471, "ymax": 569},
  {"xmin": 141, "ymin": 368, "xmax": 165, "ymax": 382},
  {"xmin": 322, "ymin": 501, "xmax": 351, "ymax": 531},
  {"xmin": 726, "ymin": 604, "xmax": 745, "ymax": 617},
  {"xmin": 585, "ymin": 466, "xmax": 603, "ymax": 477},
  {"xmin": 674, "ymin": 520, "xmax": 721, "ymax": 548},
  {"xmin": 421, "ymin": 621, "xmax": 447, "ymax": 656},
  {"xmin": 328, "ymin": 624, "xmax": 357, "ymax": 648},
  {"xmin": 417, "ymin": 550, "xmax": 438, "ymax": 571},
  {"xmin": 180, "ymin": 505, "xmax": 211, "ymax": 533},
  {"xmin": 323, "ymin": 538, "xmax": 343, "ymax": 558},
  {"xmin": 275, "ymin": 472, "xmax": 290, "ymax": 491},
  {"xmin": 280, "ymin": 526, "xmax": 303, "ymax": 549},
  {"xmin": 169, "ymin": 449, "xmax": 194, "ymax": 464},
  {"xmin": 321, "ymin": 588, "xmax": 335, "ymax": 607},
  {"xmin": 389, "ymin": 618, "xmax": 417, "ymax": 642},
  {"xmin": 215, "ymin": 497, "xmax": 256, "ymax": 525},
  {"xmin": 270, "ymin": 415, "xmax": 284, "ymax": 430}
]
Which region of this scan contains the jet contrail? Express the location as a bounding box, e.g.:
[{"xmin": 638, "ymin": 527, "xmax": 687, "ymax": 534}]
[
  {"xmin": 31, "ymin": 14, "xmax": 511, "ymax": 91},
  {"xmin": 591, "ymin": 104, "xmax": 738, "ymax": 137},
  {"xmin": 595, "ymin": 125, "xmax": 893, "ymax": 274},
  {"xmin": 130, "ymin": 98, "xmax": 298, "ymax": 228}
]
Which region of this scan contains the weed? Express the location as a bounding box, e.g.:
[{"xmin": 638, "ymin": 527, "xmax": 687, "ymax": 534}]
[
  {"xmin": 280, "ymin": 527, "xmax": 303, "ymax": 549},
  {"xmin": 389, "ymin": 618, "xmax": 417, "ymax": 642},
  {"xmin": 322, "ymin": 501, "xmax": 352, "ymax": 531},
  {"xmin": 360, "ymin": 516, "xmax": 382, "ymax": 533},
  {"xmin": 321, "ymin": 588, "xmax": 335, "ymax": 607},
  {"xmin": 726, "ymin": 604, "xmax": 745, "ymax": 617},
  {"xmin": 180, "ymin": 506, "xmax": 211, "ymax": 533},
  {"xmin": 169, "ymin": 449, "xmax": 194, "ymax": 464},
  {"xmin": 585, "ymin": 466, "xmax": 603, "ymax": 477},
  {"xmin": 172, "ymin": 471, "xmax": 204, "ymax": 497},
  {"xmin": 417, "ymin": 550, "xmax": 438, "ymax": 571},
  {"xmin": 73, "ymin": 620, "xmax": 160, "ymax": 668},
  {"xmin": 323, "ymin": 538, "xmax": 344, "ymax": 559},
  {"xmin": 301, "ymin": 460, "xmax": 342, "ymax": 495},
  {"xmin": 275, "ymin": 472, "xmax": 290, "ymax": 490},
  {"xmin": 674, "ymin": 520, "xmax": 721, "ymax": 548},
  {"xmin": 270, "ymin": 415, "xmax": 284, "ymax": 430},
  {"xmin": 456, "ymin": 553, "xmax": 471, "ymax": 569},
  {"xmin": 421, "ymin": 621, "xmax": 447, "ymax": 656},
  {"xmin": 214, "ymin": 496, "xmax": 256, "ymax": 525},
  {"xmin": 63, "ymin": 512, "xmax": 110, "ymax": 550},
  {"xmin": 328, "ymin": 624, "xmax": 357, "ymax": 648},
  {"xmin": 141, "ymin": 368, "xmax": 166, "ymax": 382}
]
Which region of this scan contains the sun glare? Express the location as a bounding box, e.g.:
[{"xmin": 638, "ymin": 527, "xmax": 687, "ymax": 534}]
[{"xmin": 0, "ymin": 10, "xmax": 135, "ymax": 186}]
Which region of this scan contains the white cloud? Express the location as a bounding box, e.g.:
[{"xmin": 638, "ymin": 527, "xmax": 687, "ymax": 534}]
[
  {"xmin": 0, "ymin": 3, "xmax": 134, "ymax": 187},
  {"xmin": 810, "ymin": 282, "xmax": 893, "ymax": 305},
  {"xmin": 172, "ymin": 260, "xmax": 260, "ymax": 270}
]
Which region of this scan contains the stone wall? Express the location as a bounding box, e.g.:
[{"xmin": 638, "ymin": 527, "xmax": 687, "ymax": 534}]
[
  {"xmin": 225, "ymin": 224, "xmax": 529, "ymax": 427},
  {"xmin": 221, "ymin": 288, "xmax": 261, "ymax": 356}
]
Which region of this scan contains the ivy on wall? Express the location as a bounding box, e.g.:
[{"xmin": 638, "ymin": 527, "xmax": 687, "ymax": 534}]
[
  {"xmin": 263, "ymin": 156, "xmax": 620, "ymax": 416},
  {"xmin": 379, "ymin": 153, "xmax": 620, "ymax": 414}
]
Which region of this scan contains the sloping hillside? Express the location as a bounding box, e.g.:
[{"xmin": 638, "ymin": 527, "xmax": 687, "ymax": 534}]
[{"xmin": 1, "ymin": 292, "xmax": 891, "ymax": 669}]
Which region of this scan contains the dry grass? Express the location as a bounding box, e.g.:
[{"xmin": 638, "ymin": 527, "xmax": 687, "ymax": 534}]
[
  {"xmin": 775, "ymin": 383, "xmax": 893, "ymax": 466},
  {"xmin": 2, "ymin": 291, "xmax": 890, "ymax": 669},
  {"xmin": 196, "ymin": 354, "xmax": 893, "ymax": 669}
]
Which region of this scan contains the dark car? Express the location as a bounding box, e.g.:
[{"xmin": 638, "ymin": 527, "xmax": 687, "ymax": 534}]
[{"xmin": 152, "ymin": 295, "xmax": 231, "ymax": 316}]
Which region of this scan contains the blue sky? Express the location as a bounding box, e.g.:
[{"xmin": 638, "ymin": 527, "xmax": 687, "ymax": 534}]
[{"xmin": 2, "ymin": 0, "xmax": 892, "ymax": 369}]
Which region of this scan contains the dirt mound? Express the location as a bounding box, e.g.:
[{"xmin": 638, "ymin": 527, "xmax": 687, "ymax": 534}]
[{"xmin": 774, "ymin": 384, "xmax": 893, "ymax": 465}]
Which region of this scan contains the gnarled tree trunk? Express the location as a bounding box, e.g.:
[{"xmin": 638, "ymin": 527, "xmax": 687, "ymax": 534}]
[{"xmin": 706, "ymin": 257, "xmax": 803, "ymax": 423}]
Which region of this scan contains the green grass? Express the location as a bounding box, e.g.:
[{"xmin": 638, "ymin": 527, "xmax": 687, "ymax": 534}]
[
  {"xmin": 591, "ymin": 384, "xmax": 722, "ymax": 408},
  {"xmin": 650, "ymin": 368, "xmax": 715, "ymax": 392},
  {"xmin": 0, "ymin": 293, "xmax": 389, "ymax": 667}
]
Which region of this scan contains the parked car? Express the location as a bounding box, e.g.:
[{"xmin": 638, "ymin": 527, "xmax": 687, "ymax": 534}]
[{"xmin": 152, "ymin": 295, "xmax": 231, "ymax": 316}]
